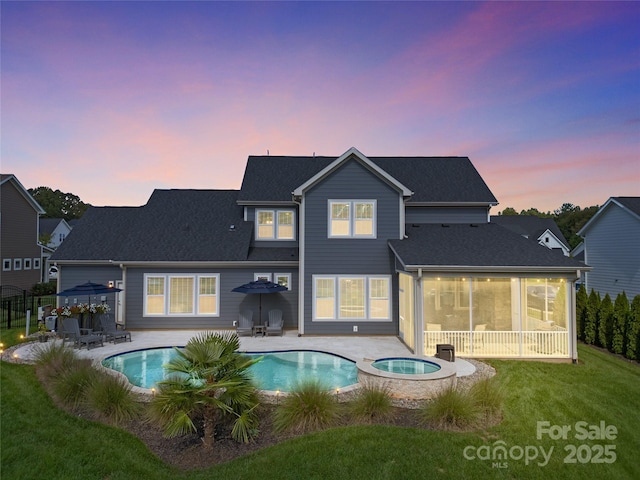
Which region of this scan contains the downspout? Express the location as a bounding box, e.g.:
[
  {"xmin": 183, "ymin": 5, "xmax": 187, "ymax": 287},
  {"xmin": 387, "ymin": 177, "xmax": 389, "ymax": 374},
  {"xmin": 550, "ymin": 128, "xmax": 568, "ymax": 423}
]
[
  {"xmin": 415, "ymin": 267, "xmax": 423, "ymax": 356},
  {"xmin": 571, "ymin": 270, "xmax": 580, "ymax": 363},
  {"xmin": 294, "ymin": 195, "xmax": 305, "ymax": 336}
]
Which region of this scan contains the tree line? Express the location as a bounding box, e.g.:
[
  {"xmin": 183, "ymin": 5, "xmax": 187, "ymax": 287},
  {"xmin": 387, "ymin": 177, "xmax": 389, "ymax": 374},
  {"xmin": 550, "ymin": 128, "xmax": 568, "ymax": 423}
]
[{"xmin": 29, "ymin": 186, "xmax": 91, "ymax": 221}]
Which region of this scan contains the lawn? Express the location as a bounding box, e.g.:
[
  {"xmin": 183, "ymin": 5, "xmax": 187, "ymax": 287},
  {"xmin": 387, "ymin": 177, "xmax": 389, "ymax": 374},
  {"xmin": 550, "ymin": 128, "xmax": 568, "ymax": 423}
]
[{"xmin": 1, "ymin": 344, "xmax": 638, "ymax": 480}]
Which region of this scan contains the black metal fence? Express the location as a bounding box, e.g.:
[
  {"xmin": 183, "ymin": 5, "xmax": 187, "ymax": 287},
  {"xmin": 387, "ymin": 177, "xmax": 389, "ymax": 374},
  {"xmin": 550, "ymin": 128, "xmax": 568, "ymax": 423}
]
[{"xmin": 1, "ymin": 285, "xmax": 56, "ymax": 330}]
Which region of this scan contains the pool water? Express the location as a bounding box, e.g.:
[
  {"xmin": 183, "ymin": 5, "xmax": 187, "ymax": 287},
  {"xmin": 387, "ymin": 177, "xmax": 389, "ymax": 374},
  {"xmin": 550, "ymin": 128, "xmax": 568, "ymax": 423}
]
[
  {"xmin": 371, "ymin": 357, "xmax": 441, "ymax": 375},
  {"xmin": 102, "ymin": 348, "xmax": 357, "ymax": 392}
]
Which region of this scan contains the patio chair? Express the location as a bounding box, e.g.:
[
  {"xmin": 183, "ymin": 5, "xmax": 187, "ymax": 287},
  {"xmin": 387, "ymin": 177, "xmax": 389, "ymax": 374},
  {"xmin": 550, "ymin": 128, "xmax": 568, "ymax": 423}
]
[
  {"xmin": 100, "ymin": 314, "xmax": 132, "ymax": 343},
  {"xmin": 266, "ymin": 309, "xmax": 284, "ymax": 336},
  {"xmin": 62, "ymin": 317, "xmax": 103, "ymax": 350},
  {"xmin": 236, "ymin": 310, "xmax": 254, "ymax": 336}
]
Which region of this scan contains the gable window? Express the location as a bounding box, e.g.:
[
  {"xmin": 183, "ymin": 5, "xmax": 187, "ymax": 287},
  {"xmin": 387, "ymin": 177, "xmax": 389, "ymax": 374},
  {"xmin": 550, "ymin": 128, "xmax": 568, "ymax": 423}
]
[
  {"xmin": 256, "ymin": 209, "xmax": 295, "ymax": 240},
  {"xmin": 328, "ymin": 200, "xmax": 376, "ymax": 238},
  {"xmin": 2, "ymin": 259, "xmax": 11, "ymax": 271},
  {"xmin": 145, "ymin": 274, "xmax": 220, "ymax": 316},
  {"xmin": 313, "ymin": 275, "xmax": 390, "ymax": 321}
]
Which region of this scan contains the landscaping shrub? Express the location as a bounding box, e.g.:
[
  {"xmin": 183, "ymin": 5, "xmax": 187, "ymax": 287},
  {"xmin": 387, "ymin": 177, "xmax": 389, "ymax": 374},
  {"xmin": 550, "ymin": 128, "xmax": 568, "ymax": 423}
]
[
  {"xmin": 33, "ymin": 342, "xmax": 79, "ymax": 380},
  {"xmin": 468, "ymin": 378, "xmax": 504, "ymax": 424},
  {"xmin": 597, "ymin": 294, "xmax": 614, "ymax": 349},
  {"xmin": 273, "ymin": 380, "xmax": 341, "ymax": 434},
  {"xmin": 347, "ymin": 381, "xmax": 393, "ymax": 423},
  {"xmin": 583, "ymin": 289, "xmax": 600, "ymax": 345},
  {"xmin": 419, "ymin": 387, "xmax": 478, "ymax": 431},
  {"xmin": 576, "ymin": 284, "xmax": 588, "ymax": 341},
  {"xmin": 52, "ymin": 358, "xmax": 99, "ymax": 408},
  {"xmin": 611, "ymin": 292, "xmax": 629, "ymax": 355},
  {"xmin": 626, "ymin": 295, "xmax": 640, "ymax": 361},
  {"xmin": 85, "ymin": 373, "xmax": 142, "ymax": 425}
]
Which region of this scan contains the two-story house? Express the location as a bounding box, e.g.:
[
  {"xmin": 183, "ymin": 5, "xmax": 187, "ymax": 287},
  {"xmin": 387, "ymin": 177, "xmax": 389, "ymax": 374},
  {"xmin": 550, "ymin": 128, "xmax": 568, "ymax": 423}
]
[
  {"xmin": 51, "ymin": 148, "xmax": 586, "ymax": 360},
  {"xmin": 1, "ymin": 174, "xmax": 46, "ymax": 290}
]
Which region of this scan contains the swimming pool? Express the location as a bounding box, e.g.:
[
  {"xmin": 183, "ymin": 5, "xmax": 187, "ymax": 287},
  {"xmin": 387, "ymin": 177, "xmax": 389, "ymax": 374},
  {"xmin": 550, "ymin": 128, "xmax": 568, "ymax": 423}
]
[{"xmin": 101, "ymin": 348, "xmax": 357, "ymax": 392}]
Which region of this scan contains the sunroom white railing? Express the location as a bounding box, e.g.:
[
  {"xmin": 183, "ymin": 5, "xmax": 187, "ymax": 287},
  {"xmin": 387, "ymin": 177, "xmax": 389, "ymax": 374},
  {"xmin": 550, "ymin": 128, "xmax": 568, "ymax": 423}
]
[{"xmin": 423, "ymin": 329, "xmax": 569, "ymax": 358}]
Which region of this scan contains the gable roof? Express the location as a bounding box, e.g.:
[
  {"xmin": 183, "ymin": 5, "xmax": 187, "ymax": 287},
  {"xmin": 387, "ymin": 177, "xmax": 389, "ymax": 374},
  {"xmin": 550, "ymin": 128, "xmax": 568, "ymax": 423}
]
[
  {"xmin": 578, "ymin": 196, "xmax": 640, "ymax": 236},
  {"xmin": 52, "ymin": 190, "xmax": 256, "ymax": 263},
  {"xmin": 388, "ymin": 223, "xmax": 585, "ymax": 272},
  {"xmin": 40, "ymin": 218, "xmax": 71, "ymax": 236},
  {"xmin": 0, "ymin": 174, "xmax": 46, "ymax": 214},
  {"xmin": 292, "ymin": 147, "xmax": 413, "ymax": 197},
  {"xmin": 237, "ymin": 150, "xmax": 497, "ymax": 205},
  {"xmin": 490, "ymin": 215, "xmax": 569, "ymax": 247}
]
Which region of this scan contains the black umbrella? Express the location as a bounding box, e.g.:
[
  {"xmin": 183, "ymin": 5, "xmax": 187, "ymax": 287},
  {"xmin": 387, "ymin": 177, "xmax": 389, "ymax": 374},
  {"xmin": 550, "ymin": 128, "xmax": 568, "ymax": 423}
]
[{"xmin": 232, "ymin": 279, "xmax": 287, "ymax": 324}]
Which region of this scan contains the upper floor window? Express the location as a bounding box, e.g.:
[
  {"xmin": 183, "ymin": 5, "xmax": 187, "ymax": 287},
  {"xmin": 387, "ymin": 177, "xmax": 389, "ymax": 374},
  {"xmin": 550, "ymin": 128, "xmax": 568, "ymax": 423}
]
[
  {"xmin": 328, "ymin": 200, "xmax": 376, "ymax": 238},
  {"xmin": 256, "ymin": 209, "xmax": 295, "ymax": 240}
]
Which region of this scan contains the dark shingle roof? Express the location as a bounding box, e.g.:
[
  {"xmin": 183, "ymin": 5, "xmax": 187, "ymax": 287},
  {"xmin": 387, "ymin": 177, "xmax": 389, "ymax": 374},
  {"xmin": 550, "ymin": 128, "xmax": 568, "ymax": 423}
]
[
  {"xmin": 238, "ymin": 155, "xmax": 497, "ymax": 204},
  {"xmin": 490, "ymin": 215, "xmax": 569, "ymax": 247},
  {"xmin": 52, "ymin": 190, "xmax": 253, "ymax": 262},
  {"xmin": 389, "ymin": 223, "xmax": 584, "ymax": 269},
  {"xmin": 40, "ymin": 218, "xmax": 65, "ymax": 236},
  {"xmin": 614, "ymin": 197, "xmax": 640, "ymax": 216}
]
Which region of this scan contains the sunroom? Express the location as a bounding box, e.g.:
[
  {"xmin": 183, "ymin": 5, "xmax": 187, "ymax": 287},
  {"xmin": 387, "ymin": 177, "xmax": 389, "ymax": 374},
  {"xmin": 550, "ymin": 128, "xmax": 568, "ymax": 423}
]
[{"xmin": 389, "ymin": 223, "xmax": 586, "ymax": 361}]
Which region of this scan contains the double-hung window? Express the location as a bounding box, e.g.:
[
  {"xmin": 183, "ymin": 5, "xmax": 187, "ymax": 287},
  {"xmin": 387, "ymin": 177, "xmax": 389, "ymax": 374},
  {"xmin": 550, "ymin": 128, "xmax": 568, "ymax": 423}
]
[
  {"xmin": 328, "ymin": 200, "xmax": 376, "ymax": 238},
  {"xmin": 256, "ymin": 209, "xmax": 295, "ymax": 240},
  {"xmin": 145, "ymin": 274, "xmax": 220, "ymax": 316},
  {"xmin": 313, "ymin": 275, "xmax": 390, "ymax": 320}
]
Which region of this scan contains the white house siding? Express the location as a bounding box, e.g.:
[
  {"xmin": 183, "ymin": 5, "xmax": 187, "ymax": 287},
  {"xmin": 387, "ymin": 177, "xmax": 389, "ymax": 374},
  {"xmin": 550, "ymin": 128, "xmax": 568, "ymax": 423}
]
[{"xmin": 584, "ymin": 205, "xmax": 640, "ymax": 299}]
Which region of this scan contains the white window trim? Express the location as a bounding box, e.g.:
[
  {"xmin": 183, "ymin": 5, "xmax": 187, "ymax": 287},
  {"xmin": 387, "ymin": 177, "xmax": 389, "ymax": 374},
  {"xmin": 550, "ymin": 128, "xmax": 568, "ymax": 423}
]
[
  {"xmin": 254, "ymin": 273, "xmax": 272, "ymax": 282},
  {"xmin": 33, "ymin": 258, "xmax": 41, "ymax": 269},
  {"xmin": 328, "ymin": 200, "xmax": 377, "ymax": 239},
  {"xmin": 3, "ymin": 259, "xmax": 11, "ymax": 271},
  {"xmin": 144, "ymin": 273, "xmax": 220, "ymax": 317},
  {"xmin": 255, "ymin": 209, "xmax": 296, "ymax": 241},
  {"xmin": 23, "ymin": 258, "xmax": 32, "ymax": 270},
  {"xmin": 13, "ymin": 258, "xmax": 22, "ymax": 271},
  {"xmin": 274, "ymin": 273, "xmax": 292, "ymax": 289},
  {"xmin": 312, "ymin": 274, "xmax": 391, "ymax": 321}
]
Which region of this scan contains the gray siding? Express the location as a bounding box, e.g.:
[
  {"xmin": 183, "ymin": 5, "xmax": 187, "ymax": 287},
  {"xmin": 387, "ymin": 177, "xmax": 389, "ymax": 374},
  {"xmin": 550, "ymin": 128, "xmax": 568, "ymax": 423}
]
[
  {"xmin": 584, "ymin": 205, "xmax": 640, "ymax": 299},
  {"xmin": 302, "ymin": 159, "xmax": 400, "ymax": 335},
  {"xmin": 125, "ymin": 267, "xmax": 298, "ymax": 330},
  {"xmin": 57, "ymin": 265, "xmax": 123, "ymax": 305},
  {"xmin": 405, "ymin": 206, "xmax": 488, "ymax": 224}
]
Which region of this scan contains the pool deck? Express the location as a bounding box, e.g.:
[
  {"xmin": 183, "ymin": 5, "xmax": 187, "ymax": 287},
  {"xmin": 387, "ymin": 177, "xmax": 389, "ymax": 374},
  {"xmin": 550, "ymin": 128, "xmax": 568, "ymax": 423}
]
[{"xmin": 6, "ymin": 329, "xmax": 476, "ymax": 376}]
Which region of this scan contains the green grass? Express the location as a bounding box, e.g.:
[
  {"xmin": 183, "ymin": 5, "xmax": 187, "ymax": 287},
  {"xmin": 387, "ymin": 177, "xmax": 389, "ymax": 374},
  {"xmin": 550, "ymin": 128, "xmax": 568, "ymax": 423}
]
[{"xmin": 2, "ymin": 344, "xmax": 639, "ymax": 479}]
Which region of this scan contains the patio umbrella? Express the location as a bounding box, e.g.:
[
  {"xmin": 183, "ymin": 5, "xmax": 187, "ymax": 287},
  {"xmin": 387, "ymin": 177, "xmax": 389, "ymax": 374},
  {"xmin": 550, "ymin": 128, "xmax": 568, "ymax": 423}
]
[{"xmin": 232, "ymin": 279, "xmax": 287, "ymax": 325}]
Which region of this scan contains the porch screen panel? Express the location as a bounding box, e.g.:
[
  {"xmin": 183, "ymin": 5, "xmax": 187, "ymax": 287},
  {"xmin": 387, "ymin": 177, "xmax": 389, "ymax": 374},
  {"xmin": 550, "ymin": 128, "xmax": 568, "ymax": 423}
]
[
  {"xmin": 423, "ymin": 278, "xmax": 469, "ymax": 331},
  {"xmin": 169, "ymin": 277, "xmax": 194, "ymax": 314},
  {"xmin": 472, "ymin": 278, "xmax": 512, "ymax": 331},
  {"xmin": 399, "ymin": 273, "xmax": 415, "ymax": 350},
  {"xmin": 146, "ymin": 277, "xmax": 165, "ymax": 314},
  {"xmin": 198, "ymin": 276, "xmax": 217, "ymax": 315},
  {"xmin": 315, "ymin": 278, "xmax": 335, "ymax": 319}
]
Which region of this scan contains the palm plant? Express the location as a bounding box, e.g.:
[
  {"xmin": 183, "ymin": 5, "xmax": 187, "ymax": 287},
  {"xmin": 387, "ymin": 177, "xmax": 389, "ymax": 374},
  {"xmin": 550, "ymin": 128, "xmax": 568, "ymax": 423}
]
[{"xmin": 147, "ymin": 331, "xmax": 261, "ymax": 449}]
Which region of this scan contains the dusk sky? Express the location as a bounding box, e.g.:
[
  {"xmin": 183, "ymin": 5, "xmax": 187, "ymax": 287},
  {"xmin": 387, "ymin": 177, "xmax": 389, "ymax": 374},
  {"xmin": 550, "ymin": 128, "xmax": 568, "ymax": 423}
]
[{"xmin": 2, "ymin": 1, "xmax": 639, "ymax": 213}]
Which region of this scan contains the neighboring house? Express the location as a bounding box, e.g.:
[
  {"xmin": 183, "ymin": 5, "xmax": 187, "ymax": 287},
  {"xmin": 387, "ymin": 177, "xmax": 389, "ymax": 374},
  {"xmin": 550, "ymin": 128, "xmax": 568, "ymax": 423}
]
[
  {"xmin": 491, "ymin": 215, "xmax": 571, "ymax": 256},
  {"xmin": 40, "ymin": 218, "xmax": 72, "ymax": 249},
  {"xmin": 0, "ymin": 174, "xmax": 46, "ymax": 290},
  {"xmin": 51, "ymin": 148, "xmax": 587, "ymax": 360},
  {"xmin": 577, "ymin": 197, "xmax": 640, "ymax": 300},
  {"xmin": 39, "ymin": 218, "xmax": 72, "ymax": 281}
]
